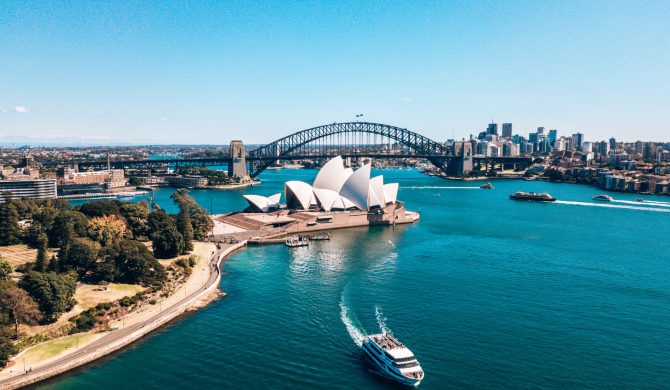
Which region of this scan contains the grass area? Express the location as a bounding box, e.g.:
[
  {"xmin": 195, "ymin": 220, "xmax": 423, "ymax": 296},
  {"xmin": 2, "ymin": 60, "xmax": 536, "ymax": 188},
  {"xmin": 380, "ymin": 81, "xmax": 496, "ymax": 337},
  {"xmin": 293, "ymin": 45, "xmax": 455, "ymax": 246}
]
[
  {"xmin": 74, "ymin": 283, "xmax": 145, "ymax": 310},
  {"xmin": 20, "ymin": 333, "xmax": 102, "ymax": 365},
  {"xmin": 0, "ymin": 244, "xmax": 55, "ymax": 270},
  {"xmin": 156, "ymin": 242, "xmax": 212, "ymax": 267}
]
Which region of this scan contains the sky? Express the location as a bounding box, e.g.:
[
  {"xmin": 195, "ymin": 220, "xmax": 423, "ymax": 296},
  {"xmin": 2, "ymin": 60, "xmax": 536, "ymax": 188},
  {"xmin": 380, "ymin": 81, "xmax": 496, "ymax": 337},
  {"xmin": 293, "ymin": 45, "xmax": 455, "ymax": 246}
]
[{"xmin": 1, "ymin": 0, "xmax": 669, "ymax": 145}]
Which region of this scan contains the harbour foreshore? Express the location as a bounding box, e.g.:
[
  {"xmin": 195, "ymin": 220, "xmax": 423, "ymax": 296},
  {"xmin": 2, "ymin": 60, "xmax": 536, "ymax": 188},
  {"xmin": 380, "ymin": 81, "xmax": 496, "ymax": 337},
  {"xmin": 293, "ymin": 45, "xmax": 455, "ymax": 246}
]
[{"xmin": 0, "ymin": 241, "xmax": 247, "ymax": 390}]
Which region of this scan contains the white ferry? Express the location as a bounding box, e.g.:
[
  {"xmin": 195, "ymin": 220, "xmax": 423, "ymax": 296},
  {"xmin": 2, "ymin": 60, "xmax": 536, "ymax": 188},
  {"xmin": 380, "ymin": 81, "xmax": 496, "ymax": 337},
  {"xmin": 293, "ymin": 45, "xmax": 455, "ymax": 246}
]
[{"xmin": 361, "ymin": 333, "xmax": 424, "ymax": 386}]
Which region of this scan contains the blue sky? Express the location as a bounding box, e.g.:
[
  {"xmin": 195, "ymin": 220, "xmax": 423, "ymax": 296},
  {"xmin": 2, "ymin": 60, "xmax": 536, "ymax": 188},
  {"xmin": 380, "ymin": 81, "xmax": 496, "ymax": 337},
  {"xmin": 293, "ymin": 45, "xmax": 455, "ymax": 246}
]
[{"xmin": 1, "ymin": 1, "xmax": 669, "ymax": 145}]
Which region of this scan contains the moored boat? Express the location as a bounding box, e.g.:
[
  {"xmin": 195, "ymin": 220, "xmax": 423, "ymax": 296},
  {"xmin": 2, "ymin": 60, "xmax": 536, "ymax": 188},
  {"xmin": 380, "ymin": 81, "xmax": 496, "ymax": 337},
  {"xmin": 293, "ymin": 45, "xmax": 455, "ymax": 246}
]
[
  {"xmin": 592, "ymin": 194, "xmax": 613, "ymax": 202},
  {"xmin": 509, "ymin": 191, "xmax": 556, "ymax": 202},
  {"xmin": 361, "ymin": 333, "xmax": 424, "ymax": 387}
]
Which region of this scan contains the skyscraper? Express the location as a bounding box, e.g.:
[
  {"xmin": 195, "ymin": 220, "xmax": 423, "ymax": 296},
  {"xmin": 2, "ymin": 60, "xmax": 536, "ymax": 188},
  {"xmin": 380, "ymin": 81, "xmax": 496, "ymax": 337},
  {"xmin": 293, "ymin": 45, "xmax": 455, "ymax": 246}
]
[
  {"xmin": 549, "ymin": 130, "xmax": 557, "ymax": 146},
  {"xmin": 502, "ymin": 123, "xmax": 512, "ymax": 139},
  {"xmin": 609, "ymin": 137, "xmax": 617, "ymax": 150},
  {"xmin": 572, "ymin": 132, "xmax": 584, "ymax": 151},
  {"xmin": 487, "ymin": 123, "xmax": 498, "ymax": 136}
]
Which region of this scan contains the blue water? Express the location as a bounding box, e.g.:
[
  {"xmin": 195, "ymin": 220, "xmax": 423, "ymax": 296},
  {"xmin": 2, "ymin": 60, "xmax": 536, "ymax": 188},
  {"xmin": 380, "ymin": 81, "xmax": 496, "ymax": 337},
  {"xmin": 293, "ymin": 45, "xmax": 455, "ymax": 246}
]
[{"xmin": 48, "ymin": 170, "xmax": 670, "ymax": 389}]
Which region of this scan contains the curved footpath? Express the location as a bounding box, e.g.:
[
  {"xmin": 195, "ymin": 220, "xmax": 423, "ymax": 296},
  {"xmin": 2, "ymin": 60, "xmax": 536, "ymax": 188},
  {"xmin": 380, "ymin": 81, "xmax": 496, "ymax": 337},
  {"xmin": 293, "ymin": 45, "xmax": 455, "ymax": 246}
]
[{"xmin": 0, "ymin": 241, "xmax": 247, "ymax": 390}]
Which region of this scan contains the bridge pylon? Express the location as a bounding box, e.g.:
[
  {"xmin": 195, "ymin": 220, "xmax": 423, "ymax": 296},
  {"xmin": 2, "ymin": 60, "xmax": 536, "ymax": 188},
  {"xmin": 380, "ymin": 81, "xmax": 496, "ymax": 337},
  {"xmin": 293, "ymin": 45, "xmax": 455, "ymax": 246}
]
[{"xmin": 228, "ymin": 140, "xmax": 249, "ymax": 179}]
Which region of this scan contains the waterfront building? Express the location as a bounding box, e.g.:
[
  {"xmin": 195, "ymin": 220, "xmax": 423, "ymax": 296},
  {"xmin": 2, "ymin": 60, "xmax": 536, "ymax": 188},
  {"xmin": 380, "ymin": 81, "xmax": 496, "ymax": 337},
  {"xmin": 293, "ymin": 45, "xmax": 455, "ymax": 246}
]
[
  {"xmin": 251, "ymin": 156, "xmax": 400, "ymax": 212},
  {"xmin": 58, "ymin": 167, "xmax": 127, "ymax": 188},
  {"xmin": 0, "ymin": 179, "xmax": 57, "ymax": 203},
  {"xmin": 502, "ymin": 123, "xmax": 512, "ymax": 139},
  {"xmin": 166, "ymin": 175, "xmax": 208, "ymax": 188}
]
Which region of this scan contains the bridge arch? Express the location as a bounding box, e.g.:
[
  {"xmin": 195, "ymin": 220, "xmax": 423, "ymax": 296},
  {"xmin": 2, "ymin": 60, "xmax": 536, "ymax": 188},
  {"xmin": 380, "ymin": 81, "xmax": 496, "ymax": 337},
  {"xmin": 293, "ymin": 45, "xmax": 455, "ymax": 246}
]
[{"xmin": 247, "ymin": 122, "xmax": 452, "ymax": 177}]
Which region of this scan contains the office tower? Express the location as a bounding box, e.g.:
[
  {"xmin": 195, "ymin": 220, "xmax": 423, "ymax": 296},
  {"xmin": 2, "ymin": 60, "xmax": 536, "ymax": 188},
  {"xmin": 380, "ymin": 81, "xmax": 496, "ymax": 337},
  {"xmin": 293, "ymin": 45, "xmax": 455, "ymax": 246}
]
[
  {"xmin": 502, "ymin": 123, "xmax": 512, "ymax": 139},
  {"xmin": 487, "ymin": 123, "xmax": 498, "ymax": 136},
  {"xmin": 572, "ymin": 133, "xmax": 584, "ymax": 150},
  {"xmin": 609, "ymin": 137, "xmax": 617, "ymax": 150},
  {"xmin": 537, "ymin": 127, "xmax": 545, "ymax": 135},
  {"xmin": 549, "ymin": 130, "xmax": 557, "ymax": 146}
]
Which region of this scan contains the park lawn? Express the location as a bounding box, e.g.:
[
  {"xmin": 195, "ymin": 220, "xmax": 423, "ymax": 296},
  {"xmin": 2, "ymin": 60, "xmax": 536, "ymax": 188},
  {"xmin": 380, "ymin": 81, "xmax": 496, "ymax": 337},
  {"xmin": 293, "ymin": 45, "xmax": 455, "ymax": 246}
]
[
  {"xmin": 19, "ymin": 332, "xmax": 103, "ymax": 366},
  {"xmin": 0, "ymin": 244, "xmax": 55, "ymax": 271},
  {"xmin": 74, "ymin": 283, "xmax": 146, "ymax": 310},
  {"xmin": 156, "ymin": 241, "xmax": 213, "ymax": 267}
]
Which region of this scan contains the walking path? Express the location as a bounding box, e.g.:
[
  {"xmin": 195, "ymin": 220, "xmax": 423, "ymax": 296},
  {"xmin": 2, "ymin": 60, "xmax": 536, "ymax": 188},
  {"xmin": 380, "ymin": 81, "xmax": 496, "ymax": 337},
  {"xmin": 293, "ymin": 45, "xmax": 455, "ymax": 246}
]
[{"xmin": 0, "ymin": 241, "xmax": 247, "ymax": 390}]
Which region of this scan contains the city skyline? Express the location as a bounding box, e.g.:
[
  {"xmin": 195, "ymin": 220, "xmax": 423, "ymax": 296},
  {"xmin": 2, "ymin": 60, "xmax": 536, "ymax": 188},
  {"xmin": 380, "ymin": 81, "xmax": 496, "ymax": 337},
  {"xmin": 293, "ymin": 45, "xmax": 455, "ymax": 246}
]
[{"xmin": 2, "ymin": 1, "xmax": 669, "ymax": 144}]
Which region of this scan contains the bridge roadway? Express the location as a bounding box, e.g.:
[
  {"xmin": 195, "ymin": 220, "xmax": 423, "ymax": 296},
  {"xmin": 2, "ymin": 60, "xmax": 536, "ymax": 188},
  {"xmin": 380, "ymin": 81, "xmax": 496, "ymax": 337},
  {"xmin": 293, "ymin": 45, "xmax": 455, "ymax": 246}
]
[{"xmin": 76, "ymin": 155, "xmax": 531, "ymax": 170}]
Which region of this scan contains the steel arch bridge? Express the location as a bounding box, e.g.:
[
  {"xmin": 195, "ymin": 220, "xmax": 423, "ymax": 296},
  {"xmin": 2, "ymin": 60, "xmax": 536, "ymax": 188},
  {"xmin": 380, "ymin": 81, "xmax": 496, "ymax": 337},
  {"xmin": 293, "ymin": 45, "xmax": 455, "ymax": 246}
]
[{"xmin": 247, "ymin": 121, "xmax": 452, "ymax": 177}]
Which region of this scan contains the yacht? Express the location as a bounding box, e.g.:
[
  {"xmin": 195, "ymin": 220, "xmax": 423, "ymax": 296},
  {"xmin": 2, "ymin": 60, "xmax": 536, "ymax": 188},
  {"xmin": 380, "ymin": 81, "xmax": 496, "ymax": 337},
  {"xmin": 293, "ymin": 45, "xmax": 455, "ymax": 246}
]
[
  {"xmin": 509, "ymin": 191, "xmax": 556, "ymax": 202},
  {"xmin": 361, "ymin": 333, "xmax": 424, "ymax": 386},
  {"xmin": 592, "ymin": 194, "xmax": 613, "ymax": 202},
  {"xmin": 480, "ymin": 182, "xmax": 494, "ymax": 189}
]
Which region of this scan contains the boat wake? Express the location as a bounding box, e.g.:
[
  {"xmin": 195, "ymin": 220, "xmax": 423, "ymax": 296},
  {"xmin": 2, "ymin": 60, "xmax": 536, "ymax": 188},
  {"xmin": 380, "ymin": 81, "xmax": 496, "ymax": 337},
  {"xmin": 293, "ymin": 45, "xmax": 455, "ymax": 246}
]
[
  {"xmin": 556, "ymin": 200, "xmax": 670, "ymax": 213},
  {"xmin": 375, "ymin": 305, "xmax": 392, "ymax": 335},
  {"xmin": 401, "ymin": 186, "xmax": 480, "ymax": 189},
  {"xmin": 612, "ymin": 199, "xmax": 670, "ymax": 208},
  {"xmin": 340, "ymin": 294, "xmax": 365, "ymax": 347}
]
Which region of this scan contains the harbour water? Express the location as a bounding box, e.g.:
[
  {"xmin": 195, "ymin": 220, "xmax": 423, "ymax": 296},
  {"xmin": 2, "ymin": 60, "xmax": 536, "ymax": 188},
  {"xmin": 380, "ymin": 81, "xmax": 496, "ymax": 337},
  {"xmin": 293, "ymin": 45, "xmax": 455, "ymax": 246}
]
[{"xmin": 52, "ymin": 169, "xmax": 670, "ymax": 388}]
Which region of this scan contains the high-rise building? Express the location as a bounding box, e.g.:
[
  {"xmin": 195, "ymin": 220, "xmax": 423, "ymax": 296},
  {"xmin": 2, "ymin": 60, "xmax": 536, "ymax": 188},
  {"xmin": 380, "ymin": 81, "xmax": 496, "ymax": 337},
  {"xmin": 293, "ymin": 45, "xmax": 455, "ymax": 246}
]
[
  {"xmin": 502, "ymin": 123, "xmax": 512, "ymax": 139},
  {"xmin": 487, "ymin": 123, "xmax": 498, "ymax": 136},
  {"xmin": 572, "ymin": 133, "xmax": 584, "ymax": 150},
  {"xmin": 537, "ymin": 127, "xmax": 545, "ymax": 135},
  {"xmin": 529, "ymin": 132, "xmax": 538, "ymax": 149},
  {"xmin": 609, "ymin": 137, "xmax": 617, "ymax": 150},
  {"xmin": 549, "ymin": 130, "xmax": 558, "ymax": 146}
]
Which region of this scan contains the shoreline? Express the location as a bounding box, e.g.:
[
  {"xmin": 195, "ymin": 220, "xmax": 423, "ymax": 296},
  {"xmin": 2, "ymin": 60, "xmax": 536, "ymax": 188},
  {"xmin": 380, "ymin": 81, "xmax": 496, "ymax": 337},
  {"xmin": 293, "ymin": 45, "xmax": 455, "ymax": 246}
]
[
  {"xmin": 0, "ymin": 241, "xmax": 247, "ymax": 390},
  {"xmin": 198, "ymin": 180, "xmax": 261, "ymax": 190}
]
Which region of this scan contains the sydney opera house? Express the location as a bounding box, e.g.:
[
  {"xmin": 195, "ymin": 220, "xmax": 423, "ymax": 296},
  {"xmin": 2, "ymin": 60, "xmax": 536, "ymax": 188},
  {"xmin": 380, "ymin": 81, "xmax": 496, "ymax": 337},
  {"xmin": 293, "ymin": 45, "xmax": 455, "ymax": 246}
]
[
  {"xmin": 242, "ymin": 156, "xmax": 399, "ymax": 212},
  {"xmin": 211, "ymin": 156, "xmax": 418, "ymax": 237}
]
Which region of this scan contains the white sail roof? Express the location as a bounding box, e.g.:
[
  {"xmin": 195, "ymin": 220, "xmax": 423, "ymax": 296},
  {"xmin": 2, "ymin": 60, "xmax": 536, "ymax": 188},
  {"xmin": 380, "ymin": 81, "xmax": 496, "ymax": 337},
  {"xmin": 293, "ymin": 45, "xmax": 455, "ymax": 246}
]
[
  {"xmin": 285, "ymin": 181, "xmax": 315, "ymax": 210},
  {"xmin": 312, "ymin": 155, "xmax": 352, "ymax": 192},
  {"xmin": 369, "ymin": 175, "xmax": 385, "ymax": 208},
  {"xmin": 383, "ymin": 183, "xmax": 399, "ymax": 204},
  {"xmin": 243, "ymin": 193, "xmax": 281, "ymax": 212},
  {"xmin": 313, "ymin": 188, "xmax": 340, "ymax": 212},
  {"xmin": 339, "ymin": 163, "xmax": 371, "ymax": 210}
]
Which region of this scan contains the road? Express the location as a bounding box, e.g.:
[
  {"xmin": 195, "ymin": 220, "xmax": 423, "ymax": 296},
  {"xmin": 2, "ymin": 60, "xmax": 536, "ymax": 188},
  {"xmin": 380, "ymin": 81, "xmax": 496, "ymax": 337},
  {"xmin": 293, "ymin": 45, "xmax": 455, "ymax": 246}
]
[{"xmin": 0, "ymin": 243, "xmax": 240, "ymax": 389}]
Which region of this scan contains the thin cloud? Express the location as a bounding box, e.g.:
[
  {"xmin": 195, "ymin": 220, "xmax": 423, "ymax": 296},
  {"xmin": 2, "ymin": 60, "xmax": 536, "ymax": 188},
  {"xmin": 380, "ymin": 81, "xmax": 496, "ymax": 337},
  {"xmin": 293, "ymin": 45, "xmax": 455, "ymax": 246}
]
[
  {"xmin": 159, "ymin": 117, "xmax": 170, "ymax": 122},
  {"xmin": 400, "ymin": 97, "xmax": 412, "ymax": 102},
  {"xmin": 0, "ymin": 107, "xmax": 8, "ymax": 113},
  {"xmin": 14, "ymin": 106, "xmax": 30, "ymax": 113}
]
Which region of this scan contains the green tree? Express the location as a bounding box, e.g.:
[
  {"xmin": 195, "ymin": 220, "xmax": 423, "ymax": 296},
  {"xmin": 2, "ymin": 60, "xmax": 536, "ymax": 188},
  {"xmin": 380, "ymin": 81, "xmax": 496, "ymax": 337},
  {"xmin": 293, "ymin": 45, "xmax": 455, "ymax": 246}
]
[
  {"xmin": 34, "ymin": 233, "xmax": 49, "ymax": 272},
  {"xmin": 149, "ymin": 209, "xmax": 184, "ymax": 258},
  {"xmin": 119, "ymin": 201, "xmax": 150, "ymax": 240},
  {"xmin": 170, "ymin": 189, "xmax": 213, "ymax": 240},
  {"xmin": 19, "ymin": 271, "xmax": 77, "ymax": 323},
  {"xmin": 0, "ymin": 202, "xmax": 21, "ymax": 246},
  {"xmin": 48, "ymin": 211, "xmax": 87, "ymax": 247},
  {"xmin": 176, "ymin": 201, "xmax": 194, "ymax": 253},
  {"xmin": 98, "ymin": 240, "xmax": 165, "ymax": 285},
  {"xmin": 78, "ymin": 200, "xmax": 121, "ymax": 218},
  {"xmin": 62, "ymin": 237, "xmax": 99, "ymax": 274},
  {"xmin": 0, "ymin": 285, "xmax": 42, "ymax": 338},
  {"xmin": 0, "ymin": 336, "xmax": 17, "ymax": 368},
  {"xmin": 0, "ymin": 258, "xmax": 11, "ymax": 281}
]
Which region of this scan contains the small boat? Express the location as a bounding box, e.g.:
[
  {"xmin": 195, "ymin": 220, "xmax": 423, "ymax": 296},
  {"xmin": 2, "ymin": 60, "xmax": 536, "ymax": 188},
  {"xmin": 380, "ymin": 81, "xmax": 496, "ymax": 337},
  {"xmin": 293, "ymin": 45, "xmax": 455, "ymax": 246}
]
[
  {"xmin": 480, "ymin": 182, "xmax": 494, "ymax": 189},
  {"xmin": 308, "ymin": 233, "xmax": 331, "ymax": 241},
  {"xmin": 285, "ymin": 236, "xmax": 309, "ymax": 247},
  {"xmin": 592, "ymin": 194, "xmax": 613, "ymax": 202},
  {"xmin": 117, "ymin": 194, "xmax": 135, "ymax": 200},
  {"xmin": 635, "ymin": 198, "xmax": 644, "ymax": 203},
  {"xmin": 362, "ymin": 333, "xmax": 424, "ymax": 386},
  {"xmin": 509, "ymin": 191, "xmax": 556, "ymax": 202}
]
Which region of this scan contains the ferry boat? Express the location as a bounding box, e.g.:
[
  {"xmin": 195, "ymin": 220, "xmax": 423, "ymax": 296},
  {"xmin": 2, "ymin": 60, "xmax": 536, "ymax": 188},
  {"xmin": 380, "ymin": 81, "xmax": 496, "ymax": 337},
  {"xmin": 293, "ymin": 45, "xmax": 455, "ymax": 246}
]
[
  {"xmin": 117, "ymin": 193, "xmax": 135, "ymax": 200},
  {"xmin": 592, "ymin": 194, "xmax": 613, "ymax": 202},
  {"xmin": 480, "ymin": 182, "xmax": 494, "ymax": 189},
  {"xmin": 509, "ymin": 191, "xmax": 556, "ymax": 202},
  {"xmin": 361, "ymin": 333, "xmax": 424, "ymax": 386},
  {"xmin": 285, "ymin": 236, "xmax": 308, "ymax": 247}
]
